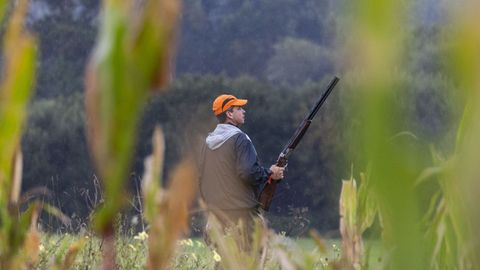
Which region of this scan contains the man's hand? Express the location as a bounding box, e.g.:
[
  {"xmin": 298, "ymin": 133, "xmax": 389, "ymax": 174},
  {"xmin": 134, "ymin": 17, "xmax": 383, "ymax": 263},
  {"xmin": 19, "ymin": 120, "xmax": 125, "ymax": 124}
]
[{"xmin": 270, "ymin": 165, "xmax": 285, "ymax": 180}]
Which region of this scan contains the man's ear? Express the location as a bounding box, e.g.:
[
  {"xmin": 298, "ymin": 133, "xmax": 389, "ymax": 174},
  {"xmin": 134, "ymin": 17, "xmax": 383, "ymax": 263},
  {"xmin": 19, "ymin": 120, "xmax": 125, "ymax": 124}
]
[{"xmin": 225, "ymin": 110, "xmax": 233, "ymax": 119}]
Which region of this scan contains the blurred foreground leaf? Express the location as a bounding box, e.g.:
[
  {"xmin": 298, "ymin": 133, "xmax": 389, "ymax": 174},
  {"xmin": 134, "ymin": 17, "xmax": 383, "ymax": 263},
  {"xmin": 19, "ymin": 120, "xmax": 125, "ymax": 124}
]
[
  {"xmin": 85, "ymin": 0, "xmax": 180, "ymax": 233},
  {"xmin": 345, "ymin": 0, "xmax": 426, "ymax": 268},
  {"xmin": 142, "ymin": 127, "xmax": 197, "ymax": 270},
  {"xmin": 84, "ymin": 0, "xmax": 181, "ymax": 268},
  {"xmin": 0, "ymin": 0, "xmax": 38, "ymax": 268}
]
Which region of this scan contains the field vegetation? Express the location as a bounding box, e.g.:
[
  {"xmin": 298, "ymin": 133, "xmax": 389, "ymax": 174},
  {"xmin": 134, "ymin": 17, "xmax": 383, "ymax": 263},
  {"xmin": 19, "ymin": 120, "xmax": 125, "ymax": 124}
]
[{"xmin": 1, "ymin": 0, "xmax": 480, "ymax": 269}]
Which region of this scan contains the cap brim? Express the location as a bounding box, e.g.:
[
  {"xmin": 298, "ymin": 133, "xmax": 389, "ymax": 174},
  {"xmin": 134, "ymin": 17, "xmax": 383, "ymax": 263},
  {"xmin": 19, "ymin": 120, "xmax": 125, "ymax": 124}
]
[{"xmin": 231, "ymin": 99, "xmax": 248, "ymax": 106}]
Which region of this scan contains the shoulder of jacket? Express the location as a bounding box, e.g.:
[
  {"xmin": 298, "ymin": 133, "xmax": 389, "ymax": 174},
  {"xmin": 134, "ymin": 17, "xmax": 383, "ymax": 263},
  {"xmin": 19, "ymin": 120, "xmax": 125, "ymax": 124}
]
[{"xmin": 234, "ymin": 132, "xmax": 253, "ymax": 145}]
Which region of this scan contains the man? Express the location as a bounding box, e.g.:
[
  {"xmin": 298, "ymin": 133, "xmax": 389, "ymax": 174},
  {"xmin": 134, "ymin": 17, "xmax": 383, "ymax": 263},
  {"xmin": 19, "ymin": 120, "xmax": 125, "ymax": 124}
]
[{"xmin": 199, "ymin": 94, "xmax": 284, "ymax": 249}]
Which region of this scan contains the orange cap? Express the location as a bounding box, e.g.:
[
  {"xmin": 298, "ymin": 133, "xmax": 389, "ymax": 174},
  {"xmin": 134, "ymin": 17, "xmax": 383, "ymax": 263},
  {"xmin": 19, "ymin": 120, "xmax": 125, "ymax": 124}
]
[{"xmin": 212, "ymin": 94, "xmax": 248, "ymax": 116}]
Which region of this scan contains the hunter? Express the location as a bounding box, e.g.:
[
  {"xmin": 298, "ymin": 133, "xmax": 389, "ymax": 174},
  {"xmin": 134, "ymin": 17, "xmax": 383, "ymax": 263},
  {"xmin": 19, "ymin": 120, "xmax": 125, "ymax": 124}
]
[{"xmin": 199, "ymin": 94, "xmax": 284, "ymax": 250}]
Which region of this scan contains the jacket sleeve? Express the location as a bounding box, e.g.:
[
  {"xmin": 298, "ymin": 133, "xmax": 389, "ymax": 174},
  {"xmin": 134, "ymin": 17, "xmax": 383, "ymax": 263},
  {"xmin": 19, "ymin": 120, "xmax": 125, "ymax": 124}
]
[{"xmin": 235, "ymin": 133, "xmax": 271, "ymax": 186}]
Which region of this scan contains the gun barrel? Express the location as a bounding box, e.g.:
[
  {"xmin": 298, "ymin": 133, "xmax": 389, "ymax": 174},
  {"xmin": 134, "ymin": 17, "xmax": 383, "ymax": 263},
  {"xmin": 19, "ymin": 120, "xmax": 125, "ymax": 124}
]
[
  {"xmin": 258, "ymin": 76, "xmax": 340, "ymax": 211},
  {"xmin": 307, "ymin": 76, "xmax": 339, "ymax": 120},
  {"xmin": 285, "ymin": 76, "xmax": 339, "ymax": 152}
]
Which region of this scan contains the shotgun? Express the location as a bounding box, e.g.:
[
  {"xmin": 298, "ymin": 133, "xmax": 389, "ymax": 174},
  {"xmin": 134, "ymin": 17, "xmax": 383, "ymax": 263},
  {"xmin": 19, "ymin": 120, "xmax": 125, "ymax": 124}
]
[{"xmin": 258, "ymin": 76, "xmax": 340, "ymax": 211}]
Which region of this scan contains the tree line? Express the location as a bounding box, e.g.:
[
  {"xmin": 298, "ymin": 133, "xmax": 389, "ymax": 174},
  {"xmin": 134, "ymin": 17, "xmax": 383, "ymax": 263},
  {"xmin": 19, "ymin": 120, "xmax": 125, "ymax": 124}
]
[
  {"xmin": 17, "ymin": 0, "xmax": 459, "ymax": 233},
  {"xmin": 22, "ymin": 72, "xmax": 457, "ymax": 233}
]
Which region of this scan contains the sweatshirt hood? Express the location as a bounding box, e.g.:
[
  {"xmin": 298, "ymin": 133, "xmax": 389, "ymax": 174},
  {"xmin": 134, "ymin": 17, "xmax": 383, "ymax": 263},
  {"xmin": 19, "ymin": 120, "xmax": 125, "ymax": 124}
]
[{"xmin": 206, "ymin": 124, "xmax": 243, "ymax": 150}]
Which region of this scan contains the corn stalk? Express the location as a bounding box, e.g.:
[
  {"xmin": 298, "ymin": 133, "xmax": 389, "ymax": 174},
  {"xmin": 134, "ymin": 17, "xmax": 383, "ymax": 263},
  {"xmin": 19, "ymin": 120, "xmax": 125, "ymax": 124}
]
[
  {"xmin": 344, "ymin": 0, "xmax": 428, "ymax": 268},
  {"xmin": 0, "ymin": 0, "xmax": 40, "ymax": 268},
  {"xmin": 85, "ymin": 0, "xmax": 180, "ymax": 268},
  {"xmin": 417, "ymin": 1, "xmax": 480, "ymax": 269},
  {"xmin": 141, "ymin": 127, "xmax": 197, "ymax": 270},
  {"xmin": 339, "ymin": 170, "xmax": 380, "ymax": 270}
]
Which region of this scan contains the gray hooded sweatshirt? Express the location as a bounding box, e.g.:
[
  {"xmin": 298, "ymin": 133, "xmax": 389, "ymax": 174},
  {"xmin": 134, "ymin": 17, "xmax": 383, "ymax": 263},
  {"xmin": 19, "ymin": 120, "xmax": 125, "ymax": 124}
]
[{"xmin": 206, "ymin": 124, "xmax": 246, "ymax": 150}]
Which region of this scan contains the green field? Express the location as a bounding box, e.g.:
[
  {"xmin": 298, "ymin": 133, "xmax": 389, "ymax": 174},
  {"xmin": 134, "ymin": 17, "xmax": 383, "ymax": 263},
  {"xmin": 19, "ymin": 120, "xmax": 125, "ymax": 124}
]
[{"xmin": 32, "ymin": 234, "xmax": 385, "ymax": 270}]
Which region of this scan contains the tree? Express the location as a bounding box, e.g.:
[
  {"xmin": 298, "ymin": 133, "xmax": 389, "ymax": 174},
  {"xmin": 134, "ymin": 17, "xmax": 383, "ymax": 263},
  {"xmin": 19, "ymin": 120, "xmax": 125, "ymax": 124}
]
[
  {"xmin": 265, "ymin": 37, "xmax": 335, "ymax": 86},
  {"xmin": 176, "ymin": 0, "xmax": 336, "ymax": 78},
  {"xmin": 28, "ymin": 0, "xmax": 98, "ymax": 98},
  {"xmin": 22, "ymin": 93, "xmax": 95, "ymax": 221}
]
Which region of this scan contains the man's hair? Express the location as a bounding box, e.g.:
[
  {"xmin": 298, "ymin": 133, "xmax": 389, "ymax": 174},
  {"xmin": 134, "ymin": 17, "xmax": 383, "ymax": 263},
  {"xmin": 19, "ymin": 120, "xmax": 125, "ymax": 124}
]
[{"xmin": 216, "ymin": 107, "xmax": 234, "ymax": 123}]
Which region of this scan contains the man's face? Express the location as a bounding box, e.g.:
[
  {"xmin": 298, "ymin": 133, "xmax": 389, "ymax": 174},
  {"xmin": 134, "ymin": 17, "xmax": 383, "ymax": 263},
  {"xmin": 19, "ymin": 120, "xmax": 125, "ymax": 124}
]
[{"xmin": 228, "ymin": 106, "xmax": 245, "ymax": 126}]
